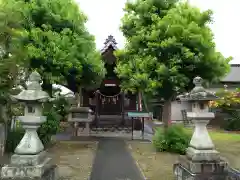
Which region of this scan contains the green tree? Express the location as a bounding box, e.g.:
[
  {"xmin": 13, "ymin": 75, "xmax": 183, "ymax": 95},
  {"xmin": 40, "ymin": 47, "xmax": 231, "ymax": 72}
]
[
  {"xmin": 0, "ymin": 0, "xmax": 105, "ymax": 98},
  {"xmin": 0, "ymin": 0, "xmax": 26, "ymax": 96},
  {"xmin": 116, "ymin": 0, "xmax": 231, "ymax": 128}
]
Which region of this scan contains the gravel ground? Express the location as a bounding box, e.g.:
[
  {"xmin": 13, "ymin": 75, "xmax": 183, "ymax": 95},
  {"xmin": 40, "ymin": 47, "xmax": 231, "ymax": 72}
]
[{"xmin": 48, "ymin": 141, "xmax": 98, "ymax": 180}]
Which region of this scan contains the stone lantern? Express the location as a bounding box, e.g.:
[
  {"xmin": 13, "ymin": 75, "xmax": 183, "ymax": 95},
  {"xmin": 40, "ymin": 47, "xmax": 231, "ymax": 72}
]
[
  {"xmin": 1, "ymin": 71, "xmax": 58, "ymax": 179},
  {"xmin": 173, "ymin": 76, "xmax": 228, "ymax": 180}
]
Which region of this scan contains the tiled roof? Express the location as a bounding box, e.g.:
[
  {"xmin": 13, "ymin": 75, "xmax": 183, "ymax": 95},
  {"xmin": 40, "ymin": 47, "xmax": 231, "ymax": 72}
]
[
  {"xmin": 100, "ymin": 35, "xmax": 118, "ymax": 54},
  {"xmin": 221, "ymin": 64, "xmax": 240, "ymax": 82}
]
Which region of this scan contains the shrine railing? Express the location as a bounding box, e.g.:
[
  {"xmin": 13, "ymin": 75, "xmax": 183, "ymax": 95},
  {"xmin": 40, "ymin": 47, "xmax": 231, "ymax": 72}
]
[{"xmin": 173, "ymin": 163, "xmax": 240, "ymax": 180}]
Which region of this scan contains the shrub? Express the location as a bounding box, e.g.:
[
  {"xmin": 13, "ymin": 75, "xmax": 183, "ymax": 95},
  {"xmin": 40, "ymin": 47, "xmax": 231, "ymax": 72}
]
[
  {"xmin": 53, "ymin": 96, "xmax": 70, "ymax": 121},
  {"xmin": 223, "ymin": 110, "xmax": 240, "ymax": 131},
  {"xmin": 153, "ymin": 125, "xmax": 191, "ymax": 155},
  {"xmin": 38, "ymin": 106, "xmax": 61, "ymax": 146},
  {"xmin": 5, "ymin": 128, "xmax": 25, "ymax": 153},
  {"xmin": 209, "ymin": 88, "xmax": 240, "ymax": 131}
]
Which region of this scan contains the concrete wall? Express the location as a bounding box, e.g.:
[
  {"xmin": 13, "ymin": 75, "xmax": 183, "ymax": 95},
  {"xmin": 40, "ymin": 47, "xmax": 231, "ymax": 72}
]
[
  {"xmin": 171, "ymin": 101, "xmax": 191, "ymax": 121},
  {"xmin": 169, "ymin": 83, "xmax": 240, "ymax": 122}
]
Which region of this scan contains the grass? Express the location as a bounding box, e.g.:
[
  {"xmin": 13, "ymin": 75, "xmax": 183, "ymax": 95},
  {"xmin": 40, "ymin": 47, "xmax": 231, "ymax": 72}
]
[
  {"xmin": 184, "ymin": 127, "xmax": 240, "ymax": 141},
  {"xmin": 128, "ymin": 128, "xmax": 240, "ymax": 180},
  {"xmin": 48, "ymin": 141, "xmax": 97, "ymax": 180}
]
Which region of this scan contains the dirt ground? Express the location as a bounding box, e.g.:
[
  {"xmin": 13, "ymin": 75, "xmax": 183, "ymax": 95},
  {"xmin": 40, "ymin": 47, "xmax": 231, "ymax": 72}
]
[
  {"xmin": 0, "ymin": 141, "xmax": 97, "ymax": 180},
  {"xmin": 127, "ymin": 138, "xmax": 240, "ymax": 180},
  {"xmin": 128, "ymin": 142, "xmax": 178, "ymax": 180},
  {"xmin": 48, "ymin": 141, "xmax": 97, "ymax": 180}
]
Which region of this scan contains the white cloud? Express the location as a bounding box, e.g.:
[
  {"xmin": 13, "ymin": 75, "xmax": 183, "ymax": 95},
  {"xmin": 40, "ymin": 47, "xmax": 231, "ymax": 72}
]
[{"xmin": 76, "ymin": 0, "xmax": 240, "ymax": 63}]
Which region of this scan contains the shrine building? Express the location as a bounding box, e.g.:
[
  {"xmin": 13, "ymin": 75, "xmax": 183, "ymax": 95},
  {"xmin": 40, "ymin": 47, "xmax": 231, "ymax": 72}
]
[{"xmin": 82, "ymin": 35, "xmax": 137, "ymax": 127}]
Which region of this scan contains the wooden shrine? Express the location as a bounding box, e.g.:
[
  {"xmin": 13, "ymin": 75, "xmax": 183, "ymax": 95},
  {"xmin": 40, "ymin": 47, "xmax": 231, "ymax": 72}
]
[{"xmin": 82, "ymin": 35, "xmax": 137, "ymax": 127}]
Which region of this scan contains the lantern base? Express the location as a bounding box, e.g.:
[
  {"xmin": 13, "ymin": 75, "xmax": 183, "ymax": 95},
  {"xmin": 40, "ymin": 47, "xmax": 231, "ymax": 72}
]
[
  {"xmin": 173, "ymin": 155, "xmax": 229, "ymax": 180},
  {"xmin": 186, "ymin": 147, "xmax": 220, "ymax": 161},
  {"xmin": 1, "ymin": 151, "xmax": 58, "ymax": 180},
  {"xmin": 10, "ymin": 151, "xmax": 47, "ymax": 166}
]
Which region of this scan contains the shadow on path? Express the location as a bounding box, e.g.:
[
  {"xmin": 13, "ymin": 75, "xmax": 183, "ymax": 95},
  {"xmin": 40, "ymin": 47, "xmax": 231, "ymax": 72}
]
[{"xmin": 90, "ymin": 138, "xmax": 145, "ymax": 180}]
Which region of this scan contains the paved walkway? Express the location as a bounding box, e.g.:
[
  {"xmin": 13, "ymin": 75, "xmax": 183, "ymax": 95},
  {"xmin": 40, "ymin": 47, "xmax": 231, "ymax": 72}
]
[{"xmin": 90, "ymin": 138, "xmax": 145, "ymax": 180}]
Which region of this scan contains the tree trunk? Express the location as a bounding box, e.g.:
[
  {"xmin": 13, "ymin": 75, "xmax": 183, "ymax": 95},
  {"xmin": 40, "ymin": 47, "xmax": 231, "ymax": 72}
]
[
  {"xmin": 75, "ymin": 87, "xmax": 83, "ymax": 107},
  {"xmin": 134, "ymin": 91, "xmax": 143, "ymax": 131},
  {"xmin": 162, "ymin": 98, "xmax": 172, "ymax": 130},
  {"xmin": 141, "ymin": 92, "xmax": 149, "ymax": 112},
  {"xmin": 138, "ymin": 91, "xmax": 142, "ymax": 111},
  {"xmin": 76, "ymin": 92, "xmax": 80, "ymax": 107},
  {"xmin": 42, "ymin": 77, "xmax": 52, "ymax": 97},
  {"xmin": 121, "ymin": 92, "xmax": 125, "ymax": 125},
  {"xmin": 0, "ymin": 105, "xmax": 8, "ymax": 156}
]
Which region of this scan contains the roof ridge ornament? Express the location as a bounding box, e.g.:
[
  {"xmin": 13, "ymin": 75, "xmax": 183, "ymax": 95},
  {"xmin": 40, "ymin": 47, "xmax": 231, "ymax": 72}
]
[
  {"xmin": 104, "ymin": 35, "xmax": 117, "ymax": 45},
  {"xmin": 101, "ymin": 35, "xmax": 118, "ymax": 54}
]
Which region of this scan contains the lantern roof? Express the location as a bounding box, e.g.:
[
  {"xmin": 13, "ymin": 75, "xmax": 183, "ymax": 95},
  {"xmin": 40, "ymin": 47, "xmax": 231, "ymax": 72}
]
[
  {"xmin": 11, "ymin": 71, "xmax": 49, "ymax": 102},
  {"xmin": 177, "ymin": 76, "xmax": 218, "ymax": 101}
]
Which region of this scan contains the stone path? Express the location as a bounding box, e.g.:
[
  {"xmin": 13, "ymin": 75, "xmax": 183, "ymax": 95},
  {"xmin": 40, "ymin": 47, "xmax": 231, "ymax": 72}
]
[{"xmin": 90, "ymin": 138, "xmax": 145, "ymax": 180}]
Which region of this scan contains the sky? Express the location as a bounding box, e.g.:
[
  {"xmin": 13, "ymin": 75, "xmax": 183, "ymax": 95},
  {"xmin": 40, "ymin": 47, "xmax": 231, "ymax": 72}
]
[{"xmin": 75, "ymin": 0, "xmax": 240, "ymax": 64}]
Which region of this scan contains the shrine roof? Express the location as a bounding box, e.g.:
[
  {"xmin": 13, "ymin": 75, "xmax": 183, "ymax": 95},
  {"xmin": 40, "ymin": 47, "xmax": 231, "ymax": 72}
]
[
  {"xmin": 221, "ymin": 64, "xmax": 240, "ymax": 83},
  {"xmin": 100, "ymin": 35, "xmax": 118, "ymax": 54}
]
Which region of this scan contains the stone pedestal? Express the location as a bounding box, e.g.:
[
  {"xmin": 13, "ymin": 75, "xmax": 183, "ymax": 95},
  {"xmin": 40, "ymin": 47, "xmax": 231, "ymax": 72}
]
[
  {"xmin": 174, "ymin": 116, "xmax": 229, "ymax": 179},
  {"xmin": 186, "ymin": 147, "xmax": 220, "ymax": 162},
  {"xmin": 185, "ymin": 117, "xmax": 221, "ymax": 162},
  {"xmin": 78, "ymin": 122, "xmax": 90, "ymax": 136},
  {"xmin": 1, "ymin": 151, "xmax": 58, "ymax": 180},
  {"xmin": 68, "ymin": 106, "xmax": 94, "ymax": 136},
  {"xmin": 174, "ymin": 155, "xmax": 229, "ymax": 180}
]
